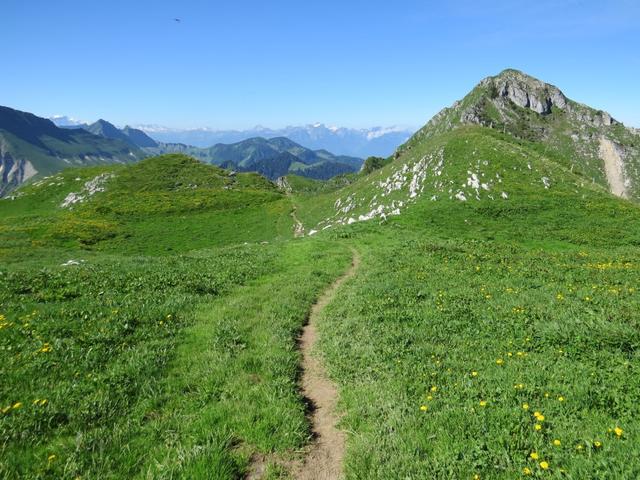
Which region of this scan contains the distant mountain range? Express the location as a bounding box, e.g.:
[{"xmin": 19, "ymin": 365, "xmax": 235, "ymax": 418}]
[
  {"xmin": 146, "ymin": 136, "xmax": 363, "ymax": 180},
  {"xmin": 49, "ymin": 116, "xmax": 414, "ymax": 158},
  {"xmin": 0, "ymin": 107, "xmax": 144, "ymax": 196},
  {"xmin": 124, "ymin": 123, "xmax": 413, "ymax": 158},
  {"xmin": 53, "ymin": 117, "xmax": 363, "ymax": 180}
]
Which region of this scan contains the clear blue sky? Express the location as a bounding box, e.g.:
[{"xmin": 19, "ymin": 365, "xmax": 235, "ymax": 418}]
[{"xmin": 3, "ymin": 0, "xmax": 639, "ymax": 129}]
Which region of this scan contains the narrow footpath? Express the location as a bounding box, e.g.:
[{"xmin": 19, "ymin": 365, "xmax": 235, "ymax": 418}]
[{"xmin": 293, "ymin": 249, "xmax": 360, "ymax": 480}]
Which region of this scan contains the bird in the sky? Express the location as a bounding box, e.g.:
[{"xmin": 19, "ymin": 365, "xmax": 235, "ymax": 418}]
[{"xmin": 174, "ymin": 18, "xmax": 181, "ymax": 23}]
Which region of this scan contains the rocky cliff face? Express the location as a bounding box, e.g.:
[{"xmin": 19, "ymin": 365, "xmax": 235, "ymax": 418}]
[
  {"xmin": 481, "ymin": 69, "xmax": 568, "ymax": 114},
  {"xmin": 458, "ymin": 69, "xmax": 616, "ymax": 128},
  {"xmin": 401, "ymin": 69, "xmax": 640, "ymax": 201},
  {"xmin": 0, "ymin": 138, "xmax": 37, "ymax": 197},
  {"xmin": 0, "ymin": 155, "xmax": 38, "ymax": 197}
]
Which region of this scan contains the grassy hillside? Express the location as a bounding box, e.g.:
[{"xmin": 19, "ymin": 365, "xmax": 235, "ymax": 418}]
[
  {"xmin": 286, "ymin": 123, "xmax": 640, "ymax": 478},
  {"xmin": 0, "ymin": 154, "xmax": 292, "ymax": 256},
  {"xmin": 293, "ymin": 126, "xmax": 611, "ymax": 235}
]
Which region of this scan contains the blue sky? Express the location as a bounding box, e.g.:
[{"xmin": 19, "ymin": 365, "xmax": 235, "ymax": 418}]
[{"xmin": 3, "ymin": 0, "xmax": 639, "ymax": 129}]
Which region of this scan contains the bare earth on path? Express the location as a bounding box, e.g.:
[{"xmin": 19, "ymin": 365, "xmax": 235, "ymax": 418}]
[
  {"xmin": 294, "ymin": 249, "xmax": 360, "ymax": 480},
  {"xmin": 246, "ymin": 249, "xmax": 360, "ymax": 480}
]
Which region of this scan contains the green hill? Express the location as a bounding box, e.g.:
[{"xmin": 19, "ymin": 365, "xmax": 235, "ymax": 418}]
[
  {"xmin": 0, "ymin": 154, "xmax": 290, "ymax": 255},
  {"xmin": 1, "ymin": 71, "xmax": 640, "ymax": 479}
]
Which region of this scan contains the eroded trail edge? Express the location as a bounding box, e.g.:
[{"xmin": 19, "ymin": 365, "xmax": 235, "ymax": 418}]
[{"xmin": 294, "ymin": 249, "xmax": 360, "ymax": 480}]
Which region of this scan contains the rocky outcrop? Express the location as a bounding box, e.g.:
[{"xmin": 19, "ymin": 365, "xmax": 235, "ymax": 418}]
[
  {"xmin": 571, "ymin": 108, "xmax": 617, "ymax": 127},
  {"xmin": 0, "ymin": 146, "xmax": 37, "ymax": 197},
  {"xmin": 275, "ymin": 176, "xmax": 292, "ymax": 193},
  {"xmin": 60, "ymin": 172, "xmax": 115, "ymax": 208},
  {"xmin": 599, "ymin": 137, "xmax": 628, "ymax": 198},
  {"xmin": 480, "ymin": 69, "xmax": 568, "ymax": 114}
]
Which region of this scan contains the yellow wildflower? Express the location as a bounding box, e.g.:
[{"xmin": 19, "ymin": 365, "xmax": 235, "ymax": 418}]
[
  {"xmin": 534, "ymin": 424, "xmax": 542, "ymax": 431},
  {"xmin": 614, "ymin": 427, "xmax": 623, "ymax": 437},
  {"xmin": 496, "ymin": 358, "xmax": 504, "ymax": 365},
  {"xmin": 12, "ymin": 402, "xmax": 22, "ymax": 410},
  {"xmin": 479, "ymin": 400, "xmax": 487, "ymax": 407},
  {"xmin": 523, "ymin": 467, "xmax": 532, "ymax": 476},
  {"xmin": 530, "ymin": 452, "xmax": 539, "ymax": 460},
  {"xmin": 553, "ymin": 439, "xmax": 561, "ymax": 446},
  {"xmin": 594, "ymin": 441, "xmax": 602, "ymax": 448},
  {"xmin": 420, "ymin": 405, "xmax": 428, "ymax": 411},
  {"xmin": 539, "ymin": 461, "xmax": 549, "ymax": 470},
  {"xmin": 471, "ymin": 371, "xmax": 478, "ymax": 377},
  {"xmin": 430, "ymin": 386, "xmax": 437, "ymax": 392},
  {"xmin": 558, "ymin": 396, "xmax": 565, "ymax": 402},
  {"xmin": 522, "ymin": 403, "xmax": 529, "ymax": 410}
]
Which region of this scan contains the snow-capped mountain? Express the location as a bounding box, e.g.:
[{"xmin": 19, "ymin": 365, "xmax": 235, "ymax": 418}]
[{"xmin": 49, "ymin": 115, "xmax": 86, "ymax": 127}]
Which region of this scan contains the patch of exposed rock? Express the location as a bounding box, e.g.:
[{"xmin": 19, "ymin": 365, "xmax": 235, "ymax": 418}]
[
  {"xmin": 60, "ymin": 173, "xmax": 115, "ymax": 208},
  {"xmin": 480, "ymin": 69, "xmax": 568, "ymax": 115},
  {"xmin": 0, "ymin": 143, "xmax": 38, "ymax": 197}
]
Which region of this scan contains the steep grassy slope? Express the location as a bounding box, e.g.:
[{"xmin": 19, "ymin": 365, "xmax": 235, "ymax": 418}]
[{"xmin": 294, "ymin": 126, "xmax": 610, "ymax": 235}]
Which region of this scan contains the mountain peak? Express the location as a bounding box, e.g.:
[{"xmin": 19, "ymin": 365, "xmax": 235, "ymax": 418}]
[
  {"xmin": 409, "ymin": 68, "xmax": 619, "ymax": 147},
  {"xmin": 479, "ymin": 69, "xmax": 568, "ymax": 115}
]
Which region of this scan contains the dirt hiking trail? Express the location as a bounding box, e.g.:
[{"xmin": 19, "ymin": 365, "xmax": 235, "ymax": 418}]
[
  {"xmin": 246, "ymin": 249, "xmax": 359, "ymax": 480},
  {"xmin": 293, "ymin": 249, "xmax": 360, "ymax": 480}
]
